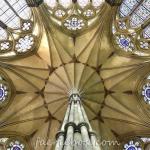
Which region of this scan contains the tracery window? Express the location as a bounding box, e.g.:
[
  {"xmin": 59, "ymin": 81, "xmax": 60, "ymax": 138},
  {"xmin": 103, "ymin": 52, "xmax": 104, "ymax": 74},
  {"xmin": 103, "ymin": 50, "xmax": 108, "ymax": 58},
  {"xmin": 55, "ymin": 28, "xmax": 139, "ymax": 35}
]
[
  {"xmin": 143, "ymin": 25, "xmax": 150, "ymax": 39},
  {"xmin": 123, "ymin": 140, "xmax": 142, "ymax": 150},
  {"xmin": 0, "ymin": 0, "xmax": 42, "ymax": 59},
  {"xmin": 142, "ymin": 83, "xmax": 150, "ymax": 104},
  {"xmin": 0, "ymin": 69, "xmax": 15, "ymax": 113},
  {"xmin": 112, "ymin": 0, "xmax": 150, "ymax": 57},
  {"xmin": 43, "ymin": 0, "xmax": 105, "ymax": 34},
  {"xmin": 122, "ymin": 137, "xmax": 150, "ymax": 150},
  {"xmin": 0, "ymin": 135, "xmax": 30, "ymax": 150},
  {"xmin": 135, "ymin": 71, "xmax": 150, "ymax": 107},
  {"xmin": 0, "ymin": 1, "xmax": 150, "ymax": 150}
]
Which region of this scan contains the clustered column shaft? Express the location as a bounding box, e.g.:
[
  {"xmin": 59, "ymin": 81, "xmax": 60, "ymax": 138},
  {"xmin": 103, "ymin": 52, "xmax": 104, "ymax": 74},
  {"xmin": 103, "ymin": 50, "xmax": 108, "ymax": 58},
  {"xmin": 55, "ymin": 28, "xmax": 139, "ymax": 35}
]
[{"xmin": 55, "ymin": 93, "xmax": 101, "ymax": 150}]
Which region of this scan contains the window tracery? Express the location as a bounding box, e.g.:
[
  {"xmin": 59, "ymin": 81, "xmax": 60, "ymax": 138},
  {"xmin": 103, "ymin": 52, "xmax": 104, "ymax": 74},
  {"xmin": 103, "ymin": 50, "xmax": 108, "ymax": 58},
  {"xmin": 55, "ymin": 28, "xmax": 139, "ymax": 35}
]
[
  {"xmin": 0, "ymin": 1, "xmax": 150, "ymax": 149},
  {"xmin": 0, "ymin": 135, "xmax": 30, "ymax": 150},
  {"xmin": 142, "ymin": 83, "xmax": 150, "ymax": 104},
  {"xmin": 0, "ymin": 83, "xmax": 8, "ymax": 103},
  {"xmin": 0, "ymin": 70, "xmax": 14, "ymax": 111},
  {"xmin": 136, "ymin": 71, "xmax": 150, "ymax": 109},
  {"xmin": 123, "ymin": 140, "xmax": 142, "ymax": 150},
  {"xmin": 143, "ymin": 25, "xmax": 150, "ymax": 39},
  {"xmin": 119, "ymin": 0, "xmax": 140, "ymax": 18},
  {"xmin": 112, "ymin": 0, "xmax": 150, "ymax": 57},
  {"xmin": 0, "ymin": 0, "xmax": 42, "ymax": 59},
  {"xmin": 121, "ymin": 137, "xmax": 150, "ymax": 150},
  {"xmin": 43, "ymin": 0, "xmax": 105, "ymax": 34},
  {"xmin": 130, "ymin": 1, "xmax": 150, "ymax": 28}
]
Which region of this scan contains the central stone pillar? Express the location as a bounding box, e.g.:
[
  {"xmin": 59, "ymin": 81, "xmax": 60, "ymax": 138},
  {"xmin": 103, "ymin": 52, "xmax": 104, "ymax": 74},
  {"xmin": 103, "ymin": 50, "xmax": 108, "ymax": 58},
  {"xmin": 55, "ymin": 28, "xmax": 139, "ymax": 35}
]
[{"xmin": 55, "ymin": 89, "xmax": 101, "ymax": 150}]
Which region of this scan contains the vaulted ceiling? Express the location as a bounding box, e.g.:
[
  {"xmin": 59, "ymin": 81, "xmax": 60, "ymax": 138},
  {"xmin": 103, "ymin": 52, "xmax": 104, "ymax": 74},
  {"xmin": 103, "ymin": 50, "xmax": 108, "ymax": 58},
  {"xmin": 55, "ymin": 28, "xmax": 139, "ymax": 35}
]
[{"xmin": 0, "ymin": 0, "xmax": 150, "ymax": 150}]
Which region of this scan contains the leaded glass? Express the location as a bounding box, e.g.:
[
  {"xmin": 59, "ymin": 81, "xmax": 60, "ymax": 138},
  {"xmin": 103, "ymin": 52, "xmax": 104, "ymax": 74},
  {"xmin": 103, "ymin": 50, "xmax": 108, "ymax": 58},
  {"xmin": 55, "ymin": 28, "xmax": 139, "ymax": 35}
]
[
  {"xmin": 143, "ymin": 25, "xmax": 150, "ymax": 39},
  {"xmin": 55, "ymin": 9, "xmax": 66, "ymax": 18},
  {"xmin": 44, "ymin": 0, "xmax": 104, "ymax": 33},
  {"xmin": 119, "ymin": 0, "xmax": 140, "ymax": 17},
  {"xmin": 15, "ymin": 35, "xmax": 35, "ymax": 53},
  {"xmin": 6, "ymin": 140, "xmax": 25, "ymax": 150},
  {"xmin": 0, "ymin": 83, "xmax": 8, "ymax": 102},
  {"xmin": 115, "ymin": 35, "xmax": 134, "ymax": 52},
  {"xmin": 139, "ymin": 41, "xmax": 149, "ymax": 49},
  {"xmin": 0, "ymin": 70, "xmax": 14, "ymax": 110},
  {"xmin": 0, "ymin": 27, "xmax": 7, "ymax": 40},
  {"xmin": 77, "ymin": 0, "xmax": 90, "ymax": 8},
  {"xmin": 64, "ymin": 17, "xmax": 85, "ymax": 30},
  {"xmin": 59, "ymin": 0, "xmax": 72, "ymax": 8},
  {"xmin": 123, "ymin": 140, "xmax": 142, "ymax": 150},
  {"xmin": 113, "ymin": 0, "xmax": 150, "ymax": 57},
  {"xmin": 44, "ymin": 0, "xmax": 57, "ymax": 8},
  {"xmin": 0, "ymin": 0, "xmax": 31, "ymax": 29},
  {"xmin": 130, "ymin": 0, "xmax": 150, "ymax": 28},
  {"xmin": 92, "ymin": 0, "xmax": 104, "ymax": 7},
  {"xmin": 0, "ymin": 137, "xmax": 30, "ymax": 150},
  {"xmin": 142, "ymin": 83, "xmax": 150, "ymax": 104},
  {"xmin": 0, "ymin": 0, "xmax": 41, "ymax": 59},
  {"xmin": 8, "ymin": 0, "xmax": 31, "ymax": 20},
  {"xmin": 0, "ymin": 1, "xmax": 20, "ymax": 29}
]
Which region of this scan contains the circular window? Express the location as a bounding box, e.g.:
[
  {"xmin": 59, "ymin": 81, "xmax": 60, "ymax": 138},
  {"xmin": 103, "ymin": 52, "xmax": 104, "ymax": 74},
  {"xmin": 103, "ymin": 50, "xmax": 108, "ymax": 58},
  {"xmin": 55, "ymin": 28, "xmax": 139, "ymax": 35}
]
[
  {"xmin": 122, "ymin": 140, "xmax": 143, "ymax": 150},
  {"xmin": 0, "ymin": 134, "xmax": 31, "ymax": 150},
  {"xmin": 0, "ymin": 70, "xmax": 15, "ymax": 112},
  {"xmin": 142, "ymin": 83, "xmax": 150, "ymax": 104},
  {"xmin": 6, "ymin": 139, "xmax": 25, "ymax": 150},
  {"xmin": 136, "ymin": 72, "xmax": 150, "ymax": 109}
]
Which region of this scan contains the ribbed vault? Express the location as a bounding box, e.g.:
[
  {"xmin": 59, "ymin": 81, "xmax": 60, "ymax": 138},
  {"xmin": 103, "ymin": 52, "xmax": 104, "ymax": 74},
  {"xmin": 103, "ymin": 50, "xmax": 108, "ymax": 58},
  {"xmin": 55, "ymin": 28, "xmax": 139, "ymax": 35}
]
[{"xmin": 0, "ymin": 0, "xmax": 150, "ymax": 150}]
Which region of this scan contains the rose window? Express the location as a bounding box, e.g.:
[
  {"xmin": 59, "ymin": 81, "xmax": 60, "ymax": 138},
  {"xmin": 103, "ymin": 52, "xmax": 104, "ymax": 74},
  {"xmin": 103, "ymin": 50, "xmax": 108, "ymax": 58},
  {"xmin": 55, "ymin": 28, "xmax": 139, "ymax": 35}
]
[{"xmin": 0, "ymin": 69, "xmax": 14, "ymax": 112}]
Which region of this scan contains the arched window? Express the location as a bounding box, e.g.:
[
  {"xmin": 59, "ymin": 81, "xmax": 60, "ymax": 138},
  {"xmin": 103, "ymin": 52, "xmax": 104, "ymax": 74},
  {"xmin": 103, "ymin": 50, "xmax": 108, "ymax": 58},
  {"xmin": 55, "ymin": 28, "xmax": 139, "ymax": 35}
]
[
  {"xmin": 112, "ymin": 0, "xmax": 150, "ymax": 57},
  {"xmin": 119, "ymin": 0, "xmax": 140, "ymax": 18},
  {"xmin": 0, "ymin": 0, "xmax": 42, "ymax": 59},
  {"xmin": 43, "ymin": 0, "xmax": 105, "ymax": 34}
]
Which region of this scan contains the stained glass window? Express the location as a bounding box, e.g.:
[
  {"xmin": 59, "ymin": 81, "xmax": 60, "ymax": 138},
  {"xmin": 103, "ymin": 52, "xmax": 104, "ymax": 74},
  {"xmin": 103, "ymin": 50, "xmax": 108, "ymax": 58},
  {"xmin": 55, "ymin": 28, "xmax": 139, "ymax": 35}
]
[
  {"xmin": 143, "ymin": 25, "xmax": 150, "ymax": 39},
  {"xmin": 0, "ymin": 0, "xmax": 31, "ymax": 29},
  {"xmin": 77, "ymin": 0, "xmax": 90, "ymax": 8},
  {"xmin": 0, "ymin": 27, "xmax": 7, "ymax": 40},
  {"xmin": 44, "ymin": 0, "xmax": 57, "ymax": 8},
  {"xmin": 0, "ymin": 72, "xmax": 12, "ymax": 105},
  {"xmin": 119, "ymin": 0, "xmax": 140, "ymax": 17},
  {"xmin": 142, "ymin": 83, "xmax": 150, "ymax": 104},
  {"xmin": 0, "ymin": 0, "xmax": 41, "ymax": 59},
  {"xmin": 123, "ymin": 140, "xmax": 142, "ymax": 150},
  {"xmin": 130, "ymin": 0, "xmax": 150, "ymax": 28},
  {"xmin": 43, "ymin": 0, "xmax": 104, "ymax": 34},
  {"xmin": 112, "ymin": 0, "xmax": 150, "ymax": 57},
  {"xmin": 59, "ymin": 0, "xmax": 72, "ymax": 8},
  {"xmin": 92, "ymin": 0, "xmax": 104, "ymax": 7},
  {"xmin": 119, "ymin": 0, "xmax": 150, "ymax": 28},
  {"xmin": 0, "ymin": 136, "xmax": 30, "ymax": 150}
]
